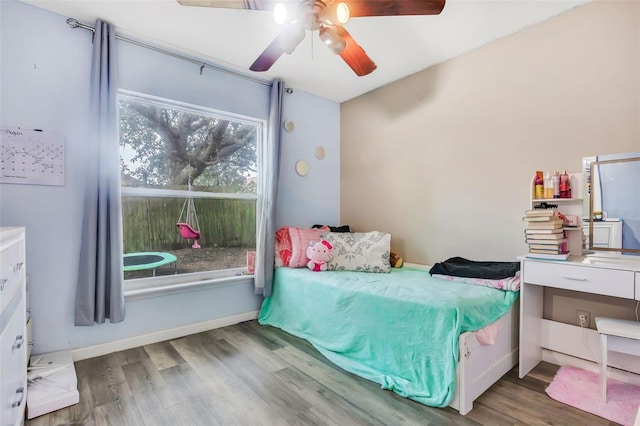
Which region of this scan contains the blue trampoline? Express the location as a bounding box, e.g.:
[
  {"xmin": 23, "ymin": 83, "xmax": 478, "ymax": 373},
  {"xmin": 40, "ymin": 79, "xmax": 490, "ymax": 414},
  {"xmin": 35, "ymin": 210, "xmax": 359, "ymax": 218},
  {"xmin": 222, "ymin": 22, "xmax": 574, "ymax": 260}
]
[{"xmin": 123, "ymin": 252, "xmax": 177, "ymax": 276}]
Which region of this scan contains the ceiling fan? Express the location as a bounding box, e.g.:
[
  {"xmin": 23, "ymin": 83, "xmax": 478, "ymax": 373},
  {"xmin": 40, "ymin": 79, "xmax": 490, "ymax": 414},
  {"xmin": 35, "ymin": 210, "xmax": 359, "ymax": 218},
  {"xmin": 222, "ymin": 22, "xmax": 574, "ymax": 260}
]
[{"xmin": 177, "ymin": 0, "xmax": 446, "ymax": 76}]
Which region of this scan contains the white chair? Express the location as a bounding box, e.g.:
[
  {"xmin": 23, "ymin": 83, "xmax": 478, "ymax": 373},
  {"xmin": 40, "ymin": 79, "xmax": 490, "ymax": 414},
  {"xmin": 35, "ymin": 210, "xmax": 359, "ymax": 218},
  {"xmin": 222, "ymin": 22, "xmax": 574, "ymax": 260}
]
[{"xmin": 595, "ymin": 317, "xmax": 640, "ymax": 403}]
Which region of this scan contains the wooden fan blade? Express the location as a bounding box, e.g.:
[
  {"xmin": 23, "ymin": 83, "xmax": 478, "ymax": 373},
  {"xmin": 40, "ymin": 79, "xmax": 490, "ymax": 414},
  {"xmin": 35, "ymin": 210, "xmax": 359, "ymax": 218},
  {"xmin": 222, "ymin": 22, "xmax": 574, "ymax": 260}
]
[
  {"xmin": 177, "ymin": 0, "xmax": 275, "ymax": 11},
  {"xmin": 346, "ymin": 0, "xmax": 445, "ymax": 17},
  {"xmin": 250, "ymin": 23, "xmax": 305, "ymax": 71},
  {"xmin": 335, "ymin": 26, "xmax": 376, "ymax": 76},
  {"xmin": 249, "ymin": 37, "xmax": 285, "ymax": 72}
]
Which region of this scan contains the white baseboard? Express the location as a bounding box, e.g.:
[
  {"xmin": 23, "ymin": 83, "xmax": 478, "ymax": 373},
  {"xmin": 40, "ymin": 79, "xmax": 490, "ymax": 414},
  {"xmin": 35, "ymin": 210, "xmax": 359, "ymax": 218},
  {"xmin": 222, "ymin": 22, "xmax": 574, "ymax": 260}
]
[
  {"xmin": 542, "ymin": 349, "xmax": 640, "ymax": 385},
  {"xmin": 71, "ymin": 310, "xmax": 259, "ymax": 361}
]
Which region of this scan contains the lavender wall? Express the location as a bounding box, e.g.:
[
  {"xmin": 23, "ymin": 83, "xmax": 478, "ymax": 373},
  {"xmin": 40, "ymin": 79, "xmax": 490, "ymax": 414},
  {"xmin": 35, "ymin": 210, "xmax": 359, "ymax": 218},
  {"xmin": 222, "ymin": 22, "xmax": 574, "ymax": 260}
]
[{"xmin": 0, "ymin": 0, "xmax": 340, "ymax": 354}]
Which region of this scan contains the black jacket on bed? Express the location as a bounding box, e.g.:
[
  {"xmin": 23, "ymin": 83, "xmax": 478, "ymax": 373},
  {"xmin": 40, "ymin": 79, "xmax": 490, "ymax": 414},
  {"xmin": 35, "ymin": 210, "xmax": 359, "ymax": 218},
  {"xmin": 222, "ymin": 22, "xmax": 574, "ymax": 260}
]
[{"xmin": 428, "ymin": 257, "xmax": 520, "ymax": 280}]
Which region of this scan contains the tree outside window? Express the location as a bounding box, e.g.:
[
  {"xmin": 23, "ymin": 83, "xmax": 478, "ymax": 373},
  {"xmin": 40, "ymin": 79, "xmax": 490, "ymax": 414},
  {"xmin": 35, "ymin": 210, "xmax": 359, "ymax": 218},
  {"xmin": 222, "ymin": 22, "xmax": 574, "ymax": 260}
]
[{"xmin": 119, "ymin": 92, "xmax": 260, "ymax": 280}]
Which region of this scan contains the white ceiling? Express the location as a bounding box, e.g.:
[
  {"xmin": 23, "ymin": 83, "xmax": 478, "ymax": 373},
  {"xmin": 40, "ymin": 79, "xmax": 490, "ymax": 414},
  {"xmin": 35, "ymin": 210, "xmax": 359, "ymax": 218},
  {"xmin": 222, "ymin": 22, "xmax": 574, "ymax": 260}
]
[{"xmin": 21, "ymin": 0, "xmax": 589, "ymax": 102}]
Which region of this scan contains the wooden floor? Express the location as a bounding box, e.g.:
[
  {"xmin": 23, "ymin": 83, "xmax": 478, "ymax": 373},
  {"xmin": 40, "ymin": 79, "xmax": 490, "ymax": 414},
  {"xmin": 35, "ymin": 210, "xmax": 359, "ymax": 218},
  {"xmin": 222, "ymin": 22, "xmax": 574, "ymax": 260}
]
[{"xmin": 26, "ymin": 320, "xmax": 617, "ymax": 426}]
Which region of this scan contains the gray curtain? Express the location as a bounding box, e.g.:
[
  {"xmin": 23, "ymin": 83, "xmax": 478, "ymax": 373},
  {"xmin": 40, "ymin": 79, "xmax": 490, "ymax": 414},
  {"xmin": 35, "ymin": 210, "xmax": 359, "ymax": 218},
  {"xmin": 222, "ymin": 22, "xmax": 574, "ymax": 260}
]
[
  {"xmin": 75, "ymin": 20, "xmax": 125, "ymax": 325},
  {"xmin": 254, "ymin": 80, "xmax": 284, "ymax": 296}
]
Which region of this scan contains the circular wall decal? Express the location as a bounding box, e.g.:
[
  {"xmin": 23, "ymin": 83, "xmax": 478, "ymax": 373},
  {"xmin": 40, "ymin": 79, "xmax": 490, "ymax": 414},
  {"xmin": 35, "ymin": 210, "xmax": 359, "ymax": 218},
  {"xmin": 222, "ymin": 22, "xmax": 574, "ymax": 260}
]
[
  {"xmin": 283, "ymin": 120, "xmax": 295, "ymax": 132},
  {"xmin": 315, "ymin": 146, "xmax": 326, "ymax": 160},
  {"xmin": 295, "ymin": 160, "xmax": 309, "ymax": 176}
]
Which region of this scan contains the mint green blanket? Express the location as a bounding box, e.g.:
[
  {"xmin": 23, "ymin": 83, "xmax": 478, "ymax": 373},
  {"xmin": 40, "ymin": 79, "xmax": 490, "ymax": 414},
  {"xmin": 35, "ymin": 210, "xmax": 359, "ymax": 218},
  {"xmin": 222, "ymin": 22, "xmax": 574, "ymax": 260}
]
[{"xmin": 258, "ymin": 267, "xmax": 518, "ymax": 407}]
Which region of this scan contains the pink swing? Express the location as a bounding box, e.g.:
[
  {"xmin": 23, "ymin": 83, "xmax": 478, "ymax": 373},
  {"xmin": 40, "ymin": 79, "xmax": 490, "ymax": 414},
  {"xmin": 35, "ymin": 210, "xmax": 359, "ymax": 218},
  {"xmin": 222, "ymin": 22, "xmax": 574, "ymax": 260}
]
[{"xmin": 176, "ymin": 180, "xmax": 201, "ymax": 249}]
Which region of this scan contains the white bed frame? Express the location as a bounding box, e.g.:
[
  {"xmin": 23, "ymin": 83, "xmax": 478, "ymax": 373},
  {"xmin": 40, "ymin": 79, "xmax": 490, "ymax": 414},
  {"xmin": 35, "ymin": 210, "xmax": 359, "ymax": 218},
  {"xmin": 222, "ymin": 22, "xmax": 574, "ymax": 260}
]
[
  {"xmin": 450, "ymin": 299, "xmax": 519, "ymax": 415},
  {"xmin": 402, "ymin": 263, "xmax": 519, "ymax": 415}
]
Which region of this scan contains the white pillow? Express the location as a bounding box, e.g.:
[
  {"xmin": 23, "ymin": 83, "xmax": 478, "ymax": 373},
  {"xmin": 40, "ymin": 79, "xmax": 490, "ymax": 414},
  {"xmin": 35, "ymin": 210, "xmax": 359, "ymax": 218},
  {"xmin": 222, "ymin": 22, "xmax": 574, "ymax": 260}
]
[{"xmin": 325, "ymin": 231, "xmax": 391, "ymax": 273}]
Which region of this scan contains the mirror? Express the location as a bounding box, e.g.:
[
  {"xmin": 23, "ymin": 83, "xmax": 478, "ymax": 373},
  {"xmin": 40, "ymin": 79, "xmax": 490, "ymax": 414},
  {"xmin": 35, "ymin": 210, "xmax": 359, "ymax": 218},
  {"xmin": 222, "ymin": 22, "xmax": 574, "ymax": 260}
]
[{"xmin": 582, "ymin": 152, "xmax": 640, "ymax": 255}]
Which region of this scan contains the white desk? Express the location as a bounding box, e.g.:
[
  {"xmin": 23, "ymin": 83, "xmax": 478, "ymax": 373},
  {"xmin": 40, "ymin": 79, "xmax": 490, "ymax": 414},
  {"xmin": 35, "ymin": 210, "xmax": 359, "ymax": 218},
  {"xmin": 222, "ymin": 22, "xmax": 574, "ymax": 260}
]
[{"xmin": 519, "ymin": 255, "xmax": 640, "ymax": 378}]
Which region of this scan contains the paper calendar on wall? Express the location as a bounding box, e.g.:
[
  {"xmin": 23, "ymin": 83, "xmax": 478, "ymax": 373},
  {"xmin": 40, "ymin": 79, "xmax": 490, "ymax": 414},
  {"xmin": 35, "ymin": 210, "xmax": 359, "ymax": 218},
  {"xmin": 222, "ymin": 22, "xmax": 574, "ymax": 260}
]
[{"xmin": 0, "ymin": 127, "xmax": 65, "ymax": 186}]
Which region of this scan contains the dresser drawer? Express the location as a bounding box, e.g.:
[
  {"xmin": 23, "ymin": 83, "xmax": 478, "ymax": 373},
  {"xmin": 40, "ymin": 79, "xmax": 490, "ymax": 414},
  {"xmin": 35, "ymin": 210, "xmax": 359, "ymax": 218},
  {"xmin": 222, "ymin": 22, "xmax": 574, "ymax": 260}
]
[
  {"xmin": 524, "ymin": 260, "xmax": 635, "ymax": 298},
  {"xmin": 0, "ymin": 239, "xmax": 25, "ymax": 311},
  {"xmin": 0, "ymin": 290, "xmax": 27, "ymax": 426}
]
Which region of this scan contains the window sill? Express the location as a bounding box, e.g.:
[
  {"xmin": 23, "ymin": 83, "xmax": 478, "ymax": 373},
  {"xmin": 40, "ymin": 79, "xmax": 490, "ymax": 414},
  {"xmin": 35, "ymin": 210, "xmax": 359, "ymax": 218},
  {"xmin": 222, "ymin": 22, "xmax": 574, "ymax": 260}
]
[{"xmin": 124, "ymin": 272, "xmax": 254, "ymax": 301}]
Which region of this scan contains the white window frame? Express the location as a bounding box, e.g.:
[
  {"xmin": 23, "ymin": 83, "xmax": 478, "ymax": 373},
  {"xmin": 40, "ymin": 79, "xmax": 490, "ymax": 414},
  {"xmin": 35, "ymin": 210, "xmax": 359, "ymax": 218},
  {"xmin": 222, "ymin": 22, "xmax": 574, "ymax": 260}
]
[{"xmin": 119, "ymin": 90, "xmax": 265, "ymax": 299}]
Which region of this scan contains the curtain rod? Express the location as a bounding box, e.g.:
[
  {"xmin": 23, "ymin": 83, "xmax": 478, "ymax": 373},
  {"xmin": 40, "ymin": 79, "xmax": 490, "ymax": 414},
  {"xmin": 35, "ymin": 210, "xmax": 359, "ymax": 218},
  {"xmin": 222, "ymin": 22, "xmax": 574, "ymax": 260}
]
[{"xmin": 66, "ymin": 18, "xmax": 272, "ymax": 87}]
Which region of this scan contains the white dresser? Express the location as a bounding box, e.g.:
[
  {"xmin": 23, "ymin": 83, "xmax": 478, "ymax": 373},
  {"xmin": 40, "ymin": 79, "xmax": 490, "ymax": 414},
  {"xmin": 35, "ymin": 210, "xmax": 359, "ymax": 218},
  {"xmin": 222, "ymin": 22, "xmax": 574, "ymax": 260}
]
[{"xmin": 0, "ymin": 227, "xmax": 27, "ymax": 426}]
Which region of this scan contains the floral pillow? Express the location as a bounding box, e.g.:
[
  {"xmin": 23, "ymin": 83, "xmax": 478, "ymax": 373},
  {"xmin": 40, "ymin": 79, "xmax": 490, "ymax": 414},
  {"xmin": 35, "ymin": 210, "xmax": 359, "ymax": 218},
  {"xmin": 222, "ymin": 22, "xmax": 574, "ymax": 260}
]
[{"xmin": 325, "ymin": 231, "xmax": 391, "ymax": 273}]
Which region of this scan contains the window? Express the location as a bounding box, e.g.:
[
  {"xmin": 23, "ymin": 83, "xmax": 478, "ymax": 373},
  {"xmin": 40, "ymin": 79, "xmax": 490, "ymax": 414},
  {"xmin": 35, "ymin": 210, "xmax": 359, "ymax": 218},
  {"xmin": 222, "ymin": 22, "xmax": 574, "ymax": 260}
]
[{"xmin": 119, "ymin": 91, "xmax": 262, "ymax": 287}]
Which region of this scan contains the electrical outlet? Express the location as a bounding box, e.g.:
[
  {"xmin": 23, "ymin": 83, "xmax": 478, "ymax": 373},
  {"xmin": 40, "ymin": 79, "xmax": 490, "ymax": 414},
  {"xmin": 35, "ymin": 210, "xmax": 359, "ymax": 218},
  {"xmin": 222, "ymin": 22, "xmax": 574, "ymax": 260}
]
[{"xmin": 577, "ymin": 310, "xmax": 591, "ymax": 328}]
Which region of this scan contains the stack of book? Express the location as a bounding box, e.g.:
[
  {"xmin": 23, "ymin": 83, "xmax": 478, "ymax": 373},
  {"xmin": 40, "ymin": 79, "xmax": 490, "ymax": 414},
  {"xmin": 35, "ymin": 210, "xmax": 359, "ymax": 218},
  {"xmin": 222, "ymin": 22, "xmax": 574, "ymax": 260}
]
[{"xmin": 523, "ymin": 209, "xmax": 569, "ymax": 260}]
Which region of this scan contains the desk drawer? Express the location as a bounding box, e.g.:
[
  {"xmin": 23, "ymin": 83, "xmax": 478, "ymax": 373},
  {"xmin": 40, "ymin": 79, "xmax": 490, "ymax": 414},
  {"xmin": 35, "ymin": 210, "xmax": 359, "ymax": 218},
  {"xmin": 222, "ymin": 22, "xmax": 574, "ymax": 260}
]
[{"xmin": 524, "ymin": 260, "xmax": 634, "ymax": 298}]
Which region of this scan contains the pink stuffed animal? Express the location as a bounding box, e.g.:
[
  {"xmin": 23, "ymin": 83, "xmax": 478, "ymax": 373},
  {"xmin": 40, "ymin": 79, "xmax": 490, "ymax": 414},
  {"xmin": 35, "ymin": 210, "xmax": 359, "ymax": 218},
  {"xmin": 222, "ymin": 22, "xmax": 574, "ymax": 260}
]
[{"xmin": 306, "ymin": 240, "xmax": 333, "ymax": 272}]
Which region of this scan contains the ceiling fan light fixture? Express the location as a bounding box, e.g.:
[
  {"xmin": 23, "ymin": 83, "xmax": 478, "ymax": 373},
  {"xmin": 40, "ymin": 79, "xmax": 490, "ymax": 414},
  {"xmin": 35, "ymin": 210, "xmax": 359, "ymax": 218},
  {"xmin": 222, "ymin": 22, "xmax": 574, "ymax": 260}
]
[
  {"xmin": 273, "ymin": 3, "xmax": 287, "ymax": 24},
  {"xmin": 320, "ymin": 1, "xmax": 350, "ymax": 25},
  {"xmin": 335, "ymin": 2, "xmax": 350, "ymax": 24},
  {"xmin": 319, "ymin": 26, "xmax": 346, "ymax": 55}
]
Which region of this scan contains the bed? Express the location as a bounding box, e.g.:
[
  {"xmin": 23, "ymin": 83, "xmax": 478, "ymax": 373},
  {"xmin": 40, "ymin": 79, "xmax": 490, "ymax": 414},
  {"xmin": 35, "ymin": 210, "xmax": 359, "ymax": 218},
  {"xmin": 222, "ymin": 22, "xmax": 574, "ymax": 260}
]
[{"xmin": 258, "ymin": 265, "xmax": 519, "ymax": 415}]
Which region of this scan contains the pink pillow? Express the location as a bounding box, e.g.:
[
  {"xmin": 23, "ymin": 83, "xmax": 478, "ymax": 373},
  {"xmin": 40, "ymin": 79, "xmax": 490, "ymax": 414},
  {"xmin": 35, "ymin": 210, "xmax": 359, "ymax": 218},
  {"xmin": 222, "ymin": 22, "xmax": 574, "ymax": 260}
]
[
  {"xmin": 275, "ymin": 227, "xmax": 293, "ymax": 267},
  {"xmin": 288, "ymin": 226, "xmax": 330, "ymax": 268}
]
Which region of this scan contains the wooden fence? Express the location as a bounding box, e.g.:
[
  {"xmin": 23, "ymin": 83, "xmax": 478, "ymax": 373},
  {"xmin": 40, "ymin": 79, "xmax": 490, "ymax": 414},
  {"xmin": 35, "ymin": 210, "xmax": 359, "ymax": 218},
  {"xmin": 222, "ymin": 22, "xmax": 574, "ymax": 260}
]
[{"xmin": 122, "ymin": 196, "xmax": 256, "ymax": 252}]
